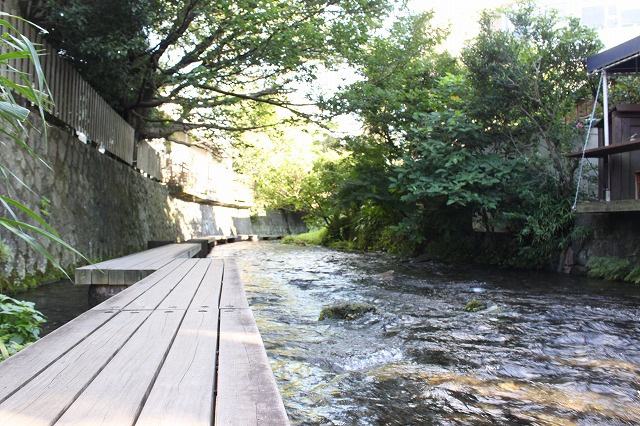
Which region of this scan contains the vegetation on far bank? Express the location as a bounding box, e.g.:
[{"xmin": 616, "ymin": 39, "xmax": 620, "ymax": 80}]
[
  {"xmin": 282, "ymin": 228, "xmax": 329, "ymax": 246},
  {"xmin": 587, "ymin": 256, "xmax": 640, "ymax": 284},
  {"xmin": 241, "ymin": 3, "xmax": 638, "ymax": 272}
]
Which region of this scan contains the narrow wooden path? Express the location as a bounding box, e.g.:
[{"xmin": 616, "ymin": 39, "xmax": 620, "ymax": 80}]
[
  {"xmin": 0, "ymin": 257, "xmax": 289, "ymax": 425},
  {"xmin": 74, "ymin": 242, "xmax": 202, "ymax": 285}
]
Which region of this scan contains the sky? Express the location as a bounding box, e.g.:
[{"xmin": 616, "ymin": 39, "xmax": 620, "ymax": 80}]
[
  {"xmin": 409, "ymin": 0, "xmax": 640, "ymax": 52},
  {"xmin": 408, "ymin": 0, "xmax": 508, "ymax": 53}
]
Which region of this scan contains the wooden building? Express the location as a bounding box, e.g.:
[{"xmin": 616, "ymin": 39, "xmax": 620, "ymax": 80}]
[{"xmin": 570, "ymin": 36, "xmax": 640, "ymax": 213}]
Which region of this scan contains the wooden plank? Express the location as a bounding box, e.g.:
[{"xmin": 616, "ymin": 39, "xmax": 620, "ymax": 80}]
[
  {"xmin": 133, "ymin": 245, "xmax": 200, "ymax": 271},
  {"xmin": 195, "ymin": 235, "xmax": 217, "ymax": 244},
  {"xmin": 93, "ymin": 259, "xmax": 190, "ymax": 311},
  {"xmin": 79, "ymin": 249, "xmax": 166, "ymax": 275},
  {"xmin": 190, "ymin": 258, "xmax": 224, "ymax": 310},
  {"xmin": 122, "ymin": 259, "xmax": 200, "ymax": 311},
  {"xmin": 107, "ymin": 243, "xmax": 199, "ymax": 268},
  {"xmin": 54, "ymin": 310, "xmax": 184, "ymax": 426},
  {"xmin": 0, "ymin": 311, "xmax": 151, "ymax": 425},
  {"xmin": 74, "ymin": 265, "xmax": 95, "ymax": 285},
  {"xmin": 136, "ymin": 307, "xmax": 218, "ymax": 426},
  {"xmin": 64, "ymin": 60, "xmax": 73, "ymax": 124},
  {"xmin": 219, "ymin": 257, "xmax": 249, "ymax": 309},
  {"xmin": 156, "ymin": 259, "xmax": 212, "ymax": 310},
  {"xmin": 216, "ymin": 308, "xmax": 289, "ymax": 425},
  {"xmin": 51, "ymin": 46, "xmax": 61, "ymax": 119},
  {"xmin": 107, "ymin": 267, "xmax": 129, "ymax": 285},
  {"xmin": 0, "ymin": 310, "xmax": 117, "ymax": 403}
]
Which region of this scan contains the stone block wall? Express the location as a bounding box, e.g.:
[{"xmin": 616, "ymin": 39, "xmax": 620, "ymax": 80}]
[
  {"xmin": 0, "ymin": 112, "xmax": 304, "ymax": 289},
  {"xmin": 562, "ymin": 211, "xmax": 640, "ymax": 275},
  {"xmin": 250, "ymin": 210, "xmax": 308, "ymax": 236}
]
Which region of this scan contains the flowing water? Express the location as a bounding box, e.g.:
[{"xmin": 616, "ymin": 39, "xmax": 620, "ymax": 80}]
[{"xmin": 211, "ymin": 241, "xmax": 640, "ymax": 426}]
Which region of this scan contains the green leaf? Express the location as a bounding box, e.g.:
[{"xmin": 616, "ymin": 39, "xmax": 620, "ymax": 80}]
[{"xmin": 0, "ymin": 101, "xmax": 29, "ymax": 122}]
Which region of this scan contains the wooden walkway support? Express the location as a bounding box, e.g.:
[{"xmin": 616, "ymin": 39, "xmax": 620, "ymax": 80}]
[{"xmin": 0, "ymin": 257, "xmax": 289, "ymax": 425}]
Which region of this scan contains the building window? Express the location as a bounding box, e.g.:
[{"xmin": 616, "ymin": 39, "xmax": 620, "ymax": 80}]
[
  {"xmin": 582, "ymin": 6, "xmax": 605, "ymax": 29},
  {"xmin": 621, "ymin": 9, "xmax": 640, "ymax": 27}
]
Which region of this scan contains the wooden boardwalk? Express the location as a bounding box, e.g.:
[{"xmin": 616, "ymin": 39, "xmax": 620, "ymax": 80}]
[
  {"xmin": 75, "ymin": 237, "xmax": 277, "ymax": 286},
  {"xmin": 75, "ymin": 242, "xmax": 202, "ymax": 285},
  {"xmin": 0, "ymin": 257, "xmax": 289, "ymax": 425}
]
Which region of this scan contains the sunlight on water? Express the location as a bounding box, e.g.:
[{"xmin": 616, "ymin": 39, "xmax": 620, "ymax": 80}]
[{"xmin": 212, "ymin": 241, "xmax": 640, "ymax": 425}]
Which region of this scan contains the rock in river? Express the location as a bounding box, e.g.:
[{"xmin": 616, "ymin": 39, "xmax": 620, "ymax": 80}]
[{"xmin": 319, "ymin": 302, "xmax": 376, "ymax": 321}]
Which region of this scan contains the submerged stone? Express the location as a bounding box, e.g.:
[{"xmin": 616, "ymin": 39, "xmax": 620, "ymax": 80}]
[
  {"xmin": 319, "ymin": 302, "xmax": 376, "ymax": 321},
  {"xmin": 465, "ymin": 299, "xmax": 488, "ymax": 312}
]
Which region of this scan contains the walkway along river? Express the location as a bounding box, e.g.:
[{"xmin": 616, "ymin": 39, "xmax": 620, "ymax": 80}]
[
  {"xmin": 18, "ymin": 240, "xmax": 640, "ymax": 425},
  {"xmin": 209, "ymin": 241, "xmax": 640, "ymax": 425}
]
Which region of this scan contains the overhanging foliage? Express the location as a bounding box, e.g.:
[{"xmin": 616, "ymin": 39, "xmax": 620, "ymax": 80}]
[{"xmin": 23, "ymin": 0, "xmax": 393, "ymax": 145}]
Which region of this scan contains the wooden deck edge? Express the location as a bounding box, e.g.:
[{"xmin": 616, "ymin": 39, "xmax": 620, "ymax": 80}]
[
  {"xmin": 0, "ymin": 309, "xmax": 118, "ymax": 404},
  {"xmin": 216, "ymin": 308, "xmax": 289, "ymax": 425},
  {"xmin": 74, "ymin": 243, "xmax": 202, "ymax": 286},
  {"xmin": 1, "ymin": 256, "xmax": 289, "ymax": 425},
  {"xmin": 219, "ymin": 257, "xmax": 249, "ymax": 309},
  {"xmin": 216, "ymin": 257, "xmax": 290, "ymax": 425}
]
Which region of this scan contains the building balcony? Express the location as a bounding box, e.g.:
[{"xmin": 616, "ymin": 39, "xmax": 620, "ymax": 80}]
[{"xmin": 576, "ymin": 199, "xmax": 640, "ymax": 213}]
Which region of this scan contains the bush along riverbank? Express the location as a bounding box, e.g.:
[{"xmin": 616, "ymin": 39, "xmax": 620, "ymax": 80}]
[
  {"xmin": 587, "ymin": 256, "xmax": 640, "ymax": 284},
  {"xmin": 0, "ymin": 294, "xmax": 46, "ymax": 361}
]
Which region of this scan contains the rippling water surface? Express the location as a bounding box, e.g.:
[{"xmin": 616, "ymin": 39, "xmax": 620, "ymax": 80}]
[{"xmin": 212, "ymin": 241, "xmax": 640, "ymax": 425}]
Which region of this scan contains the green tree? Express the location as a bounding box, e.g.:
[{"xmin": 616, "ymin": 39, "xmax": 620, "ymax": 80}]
[
  {"xmin": 309, "ymin": 4, "xmax": 602, "ymax": 265},
  {"xmin": 307, "ymin": 12, "xmax": 456, "ymax": 251},
  {"xmin": 461, "ymin": 2, "xmax": 602, "ymax": 195},
  {"xmin": 608, "ymin": 75, "xmax": 640, "ymax": 106},
  {"xmin": 23, "ymin": 0, "xmax": 393, "ymax": 147},
  {"xmin": 323, "ymin": 11, "xmax": 455, "ymax": 146},
  {"xmin": 236, "ymin": 127, "xmax": 329, "ymax": 215},
  {"xmin": 456, "ymin": 2, "xmax": 603, "ymax": 266}
]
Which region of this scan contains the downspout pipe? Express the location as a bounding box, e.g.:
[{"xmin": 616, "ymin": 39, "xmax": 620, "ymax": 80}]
[
  {"xmin": 603, "ymin": 70, "xmax": 609, "ymax": 147},
  {"xmin": 602, "ymin": 70, "xmax": 611, "ymax": 201}
]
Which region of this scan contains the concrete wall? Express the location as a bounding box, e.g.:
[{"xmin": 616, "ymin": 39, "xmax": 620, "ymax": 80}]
[
  {"xmin": 0, "ymin": 113, "xmax": 304, "ymax": 289},
  {"xmin": 250, "ymin": 210, "xmax": 308, "ymax": 236}
]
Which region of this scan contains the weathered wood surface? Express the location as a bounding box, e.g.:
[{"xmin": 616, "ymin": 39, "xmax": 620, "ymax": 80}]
[
  {"xmin": 216, "ymin": 308, "xmax": 290, "ymax": 425},
  {"xmin": 0, "ymin": 256, "xmax": 289, "ymax": 425},
  {"xmin": 219, "ymin": 257, "xmax": 250, "ymax": 309},
  {"xmin": 75, "ymin": 243, "xmax": 201, "ymax": 285},
  {"xmin": 0, "ymin": 309, "xmax": 117, "ymax": 403}
]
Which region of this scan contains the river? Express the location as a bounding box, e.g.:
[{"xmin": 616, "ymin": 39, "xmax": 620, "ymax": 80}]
[
  {"xmin": 210, "ymin": 241, "xmax": 640, "ymax": 425},
  {"xmin": 19, "ymin": 241, "xmax": 640, "ymax": 425}
]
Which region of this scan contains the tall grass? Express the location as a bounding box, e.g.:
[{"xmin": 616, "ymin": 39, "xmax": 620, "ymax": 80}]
[{"xmin": 281, "ymin": 228, "xmax": 328, "ymax": 246}]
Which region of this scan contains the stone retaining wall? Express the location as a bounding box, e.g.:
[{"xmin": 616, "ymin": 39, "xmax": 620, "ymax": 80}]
[
  {"xmin": 562, "ymin": 211, "xmax": 640, "ymax": 275},
  {"xmin": 0, "ymin": 113, "xmax": 305, "ymax": 289}
]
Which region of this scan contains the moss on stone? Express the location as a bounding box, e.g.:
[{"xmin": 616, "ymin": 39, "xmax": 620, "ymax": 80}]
[
  {"xmin": 465, "ymin": 299, "xmax": 487, "ymax": 312},
  {"xmin": 0, "ymin": 262, "xmax": 75, "ymax": 294},
  {"xmin": 318, "ymin": 302, "xmax": 376, "ymax": 321}
]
